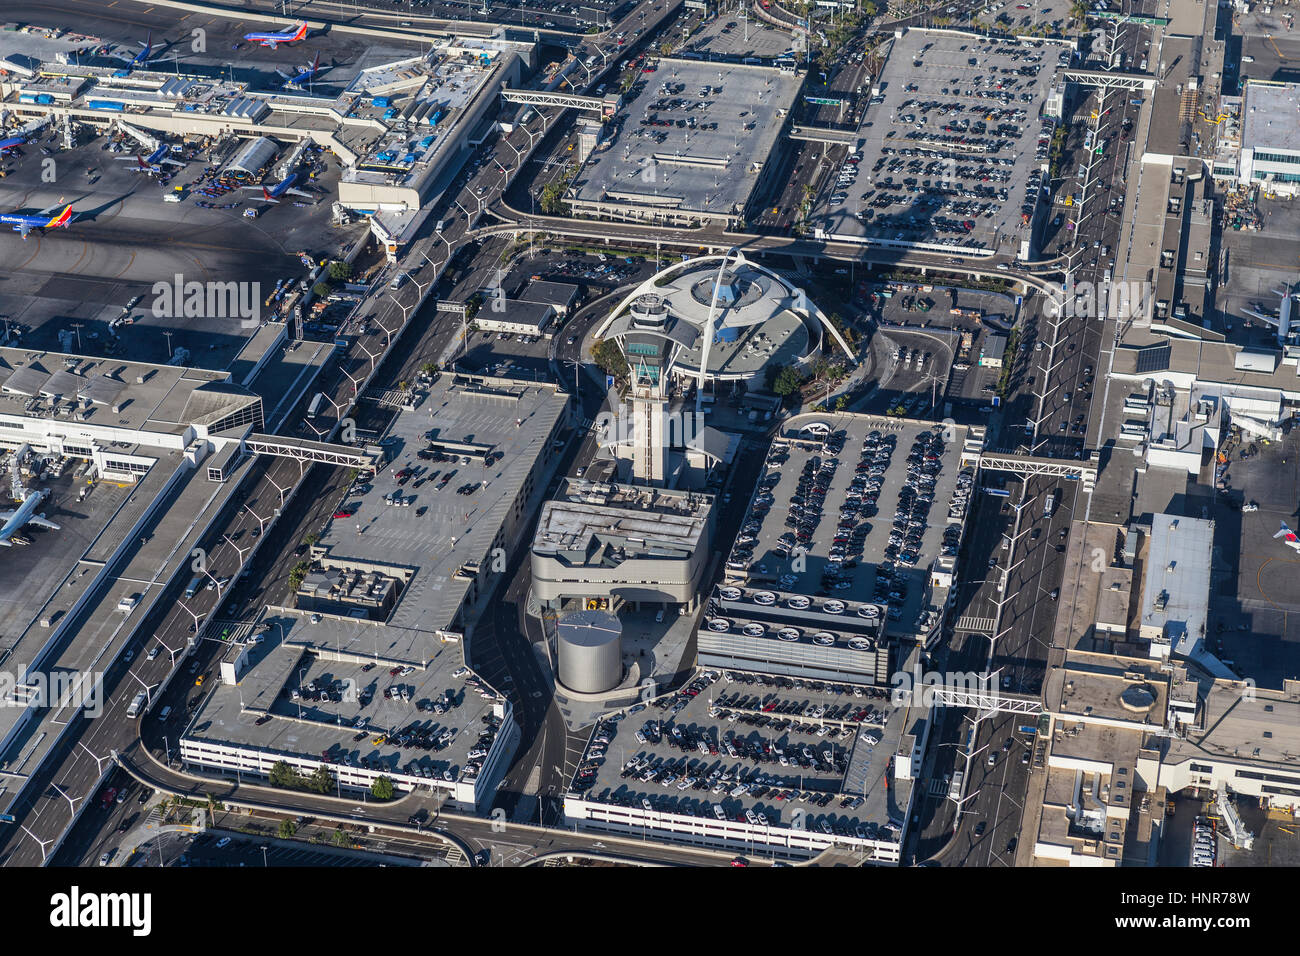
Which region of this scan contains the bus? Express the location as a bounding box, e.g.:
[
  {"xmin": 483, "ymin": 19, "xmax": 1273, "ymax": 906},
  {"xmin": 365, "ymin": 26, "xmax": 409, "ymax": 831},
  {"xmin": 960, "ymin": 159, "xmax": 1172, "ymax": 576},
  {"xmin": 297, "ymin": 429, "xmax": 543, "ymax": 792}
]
[
  {"xmin": 307, "ymin": 392, "xmax": 325, "ymax": 418},
  {"xmin": 126, "ymin": 692, "xmax": 147, "ymax": 718}
]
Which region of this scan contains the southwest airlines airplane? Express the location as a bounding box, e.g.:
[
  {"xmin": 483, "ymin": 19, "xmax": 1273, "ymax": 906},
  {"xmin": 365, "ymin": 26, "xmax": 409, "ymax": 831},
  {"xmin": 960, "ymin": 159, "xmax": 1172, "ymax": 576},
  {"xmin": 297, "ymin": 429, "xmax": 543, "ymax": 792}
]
[
  {"xmin": 0, "ymin": 202, "xmax": 74, "ymax": 239},
  {"xmin": 243, "ymin": 22, "xmax": 309, "ymax": 48}
]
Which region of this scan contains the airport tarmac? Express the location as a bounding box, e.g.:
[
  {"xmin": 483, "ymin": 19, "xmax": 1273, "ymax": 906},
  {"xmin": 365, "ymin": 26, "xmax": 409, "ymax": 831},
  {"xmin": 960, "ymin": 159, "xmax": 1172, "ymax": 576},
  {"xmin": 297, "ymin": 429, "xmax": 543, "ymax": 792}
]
[{"xmin": 0, "ymin": 124, "xmax": 364, "ymax": 365}]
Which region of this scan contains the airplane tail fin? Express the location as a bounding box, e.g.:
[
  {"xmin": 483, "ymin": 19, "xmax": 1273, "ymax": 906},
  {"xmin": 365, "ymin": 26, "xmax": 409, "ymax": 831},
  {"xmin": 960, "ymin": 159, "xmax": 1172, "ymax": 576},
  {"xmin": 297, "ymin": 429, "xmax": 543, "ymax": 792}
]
[
  {"xmin": 294, "ymin": 22, "xmax": 308, "ymax": 40},
  {"xmin": 48, "ymin": 204, "xmax": 73, "ymax": 228},
  {"xmin": 263, "ymin": 186, "xmax": 273, "ymax": 201},
  {"xmin": 1276, "ymin": 522, "xmax": 1294, "ymax": 540}
]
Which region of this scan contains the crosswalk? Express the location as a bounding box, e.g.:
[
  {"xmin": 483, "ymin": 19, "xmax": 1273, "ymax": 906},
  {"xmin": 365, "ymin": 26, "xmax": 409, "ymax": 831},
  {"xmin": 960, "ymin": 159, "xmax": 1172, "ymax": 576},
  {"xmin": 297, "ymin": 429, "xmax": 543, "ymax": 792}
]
[{"xmin": 955, "ymin": 615, "xmax": 996, "ymax": 633}]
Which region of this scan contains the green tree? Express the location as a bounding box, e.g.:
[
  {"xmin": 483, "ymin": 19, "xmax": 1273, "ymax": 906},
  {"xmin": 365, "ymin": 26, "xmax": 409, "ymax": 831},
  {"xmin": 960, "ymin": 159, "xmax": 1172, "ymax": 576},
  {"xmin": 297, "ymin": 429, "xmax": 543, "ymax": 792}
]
[
  {"xmin": 268, "ymin": 761, "xmax": 297, "ymax": 789},
  {"xmin": 278, "ymin": 818, "xmax": 298, "ymax": 839},
  {"xmin": 371, "ymin": 776, "xmax": 395, "ymax": 800},
  {"xmin": 332, "ymin": 827, "xmax": 348, "ymax": 847},
  {"xmin": 302, "ymin": 532, "xmax": 319, "ymax": 548},
  {"xmin": 773, "ymin": 366, "xmax": 804, "ymax": 398},
  {"xmin": 835, "ymin": 395, "xmax": 849, "ymax": 410},
  {"xmin": 590, "ymin": 338, "xmax": 629, "ymax": 380},
  {"xmin": 313, "ymin": 281, "xmax": 332, "ymax": 299},
  {"xmin": 327, "ymin": 260, "xmax": 352, "ymax": 281},
  {"xmin": 539, "ymin": 181, "xmax": 569, "ymax": 216},
  {"xmin": 288, "ymin": 560, "xmax": 311, "ymax": 592},
  {"xmin": 308, "ymin": 765, "xmax": 334, "ymax": 794},
  {"xmin": 1068, "ymin": 0, "xmax": 1089, "ymax": 29}
]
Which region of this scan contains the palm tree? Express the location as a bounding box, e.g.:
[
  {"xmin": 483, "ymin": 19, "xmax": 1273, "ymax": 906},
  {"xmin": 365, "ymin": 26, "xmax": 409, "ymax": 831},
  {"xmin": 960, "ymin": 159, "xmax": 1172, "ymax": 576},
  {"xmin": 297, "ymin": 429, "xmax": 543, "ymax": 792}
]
[{"xmin": 1068, "ymin": 0, "xmax": 1089, "ymax": 30}]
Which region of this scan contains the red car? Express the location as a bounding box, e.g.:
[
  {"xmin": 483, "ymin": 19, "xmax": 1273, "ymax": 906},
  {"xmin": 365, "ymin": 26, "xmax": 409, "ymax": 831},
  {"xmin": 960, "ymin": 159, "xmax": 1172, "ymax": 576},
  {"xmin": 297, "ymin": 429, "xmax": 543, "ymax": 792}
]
[
  {"xmin": 730, "ymin": 857, "xmax": 748, "ymax": 867},
  {"xmin": 100, "ymin": 787, "xmax": 117, "ymax": 809},
  {"xmin": 333, "ymin": 510, "xmax": 354, "ymax": 519}
]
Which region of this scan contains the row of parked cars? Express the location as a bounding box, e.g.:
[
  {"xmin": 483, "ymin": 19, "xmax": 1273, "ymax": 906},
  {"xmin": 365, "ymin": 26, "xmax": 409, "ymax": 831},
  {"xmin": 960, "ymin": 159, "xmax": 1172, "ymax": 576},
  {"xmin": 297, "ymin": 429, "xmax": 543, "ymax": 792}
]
[
  {"xmin": 587, "ymin": 783, "xmax": 901, "ymax": 843},
  {"xmin": 1192, "ymin": 818, "xmax": 1217, "ymax": 867}
]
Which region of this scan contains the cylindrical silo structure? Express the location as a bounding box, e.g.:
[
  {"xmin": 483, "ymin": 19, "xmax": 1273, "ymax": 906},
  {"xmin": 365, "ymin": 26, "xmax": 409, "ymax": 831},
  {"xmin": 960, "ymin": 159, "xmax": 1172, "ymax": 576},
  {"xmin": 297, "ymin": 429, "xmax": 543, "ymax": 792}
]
[{"xmin": 557, "ymin": 609, "xmax": 622, "ymax": 694}]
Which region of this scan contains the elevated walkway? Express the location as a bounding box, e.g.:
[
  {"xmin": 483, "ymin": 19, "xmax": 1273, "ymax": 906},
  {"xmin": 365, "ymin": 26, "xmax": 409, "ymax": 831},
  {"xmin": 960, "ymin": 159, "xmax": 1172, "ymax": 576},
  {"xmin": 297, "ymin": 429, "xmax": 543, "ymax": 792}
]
[{"xmin": 244, "ymin": 434, "xmax": 383, "ymax": 470}]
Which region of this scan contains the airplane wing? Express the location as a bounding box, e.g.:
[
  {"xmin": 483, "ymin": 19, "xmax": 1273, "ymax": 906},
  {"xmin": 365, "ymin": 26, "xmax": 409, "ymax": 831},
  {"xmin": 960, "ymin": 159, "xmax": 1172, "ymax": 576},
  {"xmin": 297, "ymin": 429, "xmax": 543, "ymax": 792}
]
[
  {"xmin": 15, "ymin": 222, "xmax": 31, "ymax": 239},
  {"xmin": 285, "ymin": 187, "xmax": 313, "ymax": 198},
  {"xmin": 27, "ymin": 515, "xmax": 59, "ymax": 531}
]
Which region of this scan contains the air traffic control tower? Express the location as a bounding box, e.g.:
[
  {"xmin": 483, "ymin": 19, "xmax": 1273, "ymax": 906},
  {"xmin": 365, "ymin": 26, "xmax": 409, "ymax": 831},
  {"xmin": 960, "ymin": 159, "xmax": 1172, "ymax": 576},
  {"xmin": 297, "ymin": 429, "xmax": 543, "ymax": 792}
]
[{"xmin": 596, "ymin": 249, "xmax": 853, "ymax": 485}]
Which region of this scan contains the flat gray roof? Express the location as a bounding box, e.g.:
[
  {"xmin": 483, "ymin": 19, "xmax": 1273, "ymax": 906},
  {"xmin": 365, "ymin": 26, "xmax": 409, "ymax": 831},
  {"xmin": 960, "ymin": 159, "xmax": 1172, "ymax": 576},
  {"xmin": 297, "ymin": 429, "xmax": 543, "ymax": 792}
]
[
  {"xmin": 0, "ymin": 348, "xmax": 236, "ymax": 437},
  {"xmin": 536, "ymin": 483, "xmax": 711, "ymax": 559},
  {"xmin": 314, "ymin": 372, "xmax": 569, "ymax": 635},
  {"xmin": 184, "ymin": 607, "xmax": 500, "ymax": 781},
  {"xmin": 572, "ymin": 58, "xmax": 801, "ymax": 219},
  {"xmin": 1243, "ymin": 82, "xmax": 1300, "ymax": 154}
]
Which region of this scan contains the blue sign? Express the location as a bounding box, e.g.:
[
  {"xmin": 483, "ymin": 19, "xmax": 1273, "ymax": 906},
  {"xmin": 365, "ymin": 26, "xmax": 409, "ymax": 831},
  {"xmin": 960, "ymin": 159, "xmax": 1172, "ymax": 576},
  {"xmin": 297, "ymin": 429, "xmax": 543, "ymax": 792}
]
[
  {"xmin": 984, "ymin": 488, "xmax": 1011, "ymax": 498},
  {"xmin": 991, "ymin": 396, "xmax": 1001, "ymax": 407},
  {"xmin": 0, "ymin": 813, "xmax": 14, "ymax": 823},
  {"xmin": 606, "ymin": 375, "xmax": 615, "ymax": 389},
  {"xmin": 1015, "ymin": 295, "xmax": 1023, "ymax": 305}
]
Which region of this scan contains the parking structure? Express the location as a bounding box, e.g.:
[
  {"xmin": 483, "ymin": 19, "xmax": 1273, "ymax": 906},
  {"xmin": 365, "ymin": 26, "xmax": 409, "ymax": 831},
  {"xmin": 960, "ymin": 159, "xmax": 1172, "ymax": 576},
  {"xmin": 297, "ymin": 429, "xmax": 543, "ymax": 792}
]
[
  {"xmin": 562, "ymin": 667, "xmax": 921, "ymax": 862},
  {"xmin": 723, "ymin": 413, "xmax": 982, "ymax": 644},
  {"xmin": 815, "ymin": 28, "xmax": 1070, "ymax": 257},
  {"xmin": 568, "ymin": 58, "xmax": 803, "ymax": 229},
  {"xmin": 180, "ymin": 608, "xmax": 514, "ymax": 806}
]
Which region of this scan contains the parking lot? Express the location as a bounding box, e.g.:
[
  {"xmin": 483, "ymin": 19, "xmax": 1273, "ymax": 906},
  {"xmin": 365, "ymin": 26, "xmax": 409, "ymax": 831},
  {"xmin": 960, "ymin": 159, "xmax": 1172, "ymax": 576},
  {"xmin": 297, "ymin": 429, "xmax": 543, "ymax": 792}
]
[
  {"xmin": 568, "ymin": 669, "xmax": 909, "ymax": 843},
  {"xmin": 726, "ymin": 417, "xmax": 973, "ymax": 637},
  {"xmin": 816, "ymin": 28, "xmax": 1068, "ymax": 255},
  {"xmin": 570, "ymin": 58, "xmax": 802, "ymax": 225},
  {"xmin": 679, "ymin": 13, "xmax": 794, "ymax": 60}
]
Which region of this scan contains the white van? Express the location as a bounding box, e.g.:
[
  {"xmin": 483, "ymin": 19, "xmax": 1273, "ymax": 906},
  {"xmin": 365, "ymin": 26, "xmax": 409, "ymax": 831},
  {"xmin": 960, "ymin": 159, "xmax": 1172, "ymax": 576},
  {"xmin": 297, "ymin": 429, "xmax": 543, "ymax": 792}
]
[{"xmin": 654, "ymin": 609, "xmax": 665, "ymax": 623}]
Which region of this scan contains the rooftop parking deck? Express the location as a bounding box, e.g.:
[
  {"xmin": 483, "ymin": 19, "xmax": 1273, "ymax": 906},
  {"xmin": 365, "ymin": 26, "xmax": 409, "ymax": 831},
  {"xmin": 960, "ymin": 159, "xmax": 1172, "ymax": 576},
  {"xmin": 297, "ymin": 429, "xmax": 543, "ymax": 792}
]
[
  {"xmin": 723, "ymin": 414, "xmax": 977, "ymax": 640},
  {"xmin": 313, "ymin": 372, "xmax": 570, "ymax": 635},
  {"xmin": 564, "ymin": 668, "xmax": 916, "ymax": 858},
  {"xmin": 570, "ymin": 58, "xmax": 801, "ymax": 225},
  {"xmin": 816, "ymin": 29, "xmax": 1068, "ymax": 255},
  {"xmin": 183, "ymin": 607, "xmax": 507, "ymax": 796}
]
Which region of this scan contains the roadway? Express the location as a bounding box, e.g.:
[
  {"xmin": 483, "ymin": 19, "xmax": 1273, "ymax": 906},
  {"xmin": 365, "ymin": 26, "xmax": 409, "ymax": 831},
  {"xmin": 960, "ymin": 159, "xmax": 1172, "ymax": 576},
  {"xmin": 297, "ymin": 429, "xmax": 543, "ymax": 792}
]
[{"xmin": 905, "ymin": 23, "xmax": 1149, "ymax": 866}]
